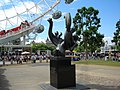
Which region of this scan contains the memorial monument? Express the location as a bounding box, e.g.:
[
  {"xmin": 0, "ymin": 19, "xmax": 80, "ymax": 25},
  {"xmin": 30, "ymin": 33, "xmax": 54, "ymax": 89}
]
[{"xmin": 47, "ymin": 13, "xmax": 78, "ymax": 89}]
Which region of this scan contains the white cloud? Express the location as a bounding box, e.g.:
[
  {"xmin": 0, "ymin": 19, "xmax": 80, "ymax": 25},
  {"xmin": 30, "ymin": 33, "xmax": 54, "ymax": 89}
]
[
  {"xmin": 0, "ymin": 0, "xmax": 10, "ymax": 6},
  {"xmin": 34, "ymin": 37, "xmax": 46, "ymax": 43},
  {"xmin": 0, "ymin": 0, "xmax": 36, "ymax": 29},
  {"xmin": 26, "ymin": 37, "xmax": 46, "ymax": 44},
  {"xmin": 103, "ymin": 36, "xmax": 113, "ymax": 45}
]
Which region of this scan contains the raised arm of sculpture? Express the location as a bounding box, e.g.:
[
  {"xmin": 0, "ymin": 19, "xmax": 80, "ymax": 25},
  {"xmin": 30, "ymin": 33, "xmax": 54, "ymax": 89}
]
[
  {"xmin": 47, "ymin": 18, "xmax": 63, "ymax": 46},
  {"xmin": 47, "ymin": 13, "xmax": 78, "ymax": 56}
]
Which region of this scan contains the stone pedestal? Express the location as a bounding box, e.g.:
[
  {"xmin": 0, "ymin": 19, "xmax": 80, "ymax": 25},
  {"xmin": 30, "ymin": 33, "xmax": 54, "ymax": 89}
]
[{"xmin": 50, "ymin": 56, "xmax": 76, "ymax": 89}]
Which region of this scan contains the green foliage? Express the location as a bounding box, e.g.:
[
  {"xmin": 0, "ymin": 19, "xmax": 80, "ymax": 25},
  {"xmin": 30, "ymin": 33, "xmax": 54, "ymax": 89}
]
[
  {"xmin": 32, "ymin": 43, "xmax": 56, "ymax": 54},
  {"xmin": 74, "ymin": 45, "xmax": 84, "ymax": 52},
  {"xmin": 73, "ymin": 60, "xmax": 120, "ymax": 67},
  {"xmin": 117, "ymin": 46, "xmax": 120, "ymax": 51},
  {"xmin": 73, "ymin": 7, "xmax": 104, "ymax": 53},
  {"xmin": 112, "ymin": 19, "xmax": 120, "ymax": 52}
]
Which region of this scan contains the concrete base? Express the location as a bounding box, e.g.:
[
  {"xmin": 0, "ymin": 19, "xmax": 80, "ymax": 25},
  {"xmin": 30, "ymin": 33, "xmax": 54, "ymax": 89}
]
[{"xmin": 40, "ymin": 83, "xmax": 90, "ymax": 90}]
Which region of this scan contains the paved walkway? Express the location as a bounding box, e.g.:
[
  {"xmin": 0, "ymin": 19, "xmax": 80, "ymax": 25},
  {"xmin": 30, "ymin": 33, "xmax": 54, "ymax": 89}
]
[{"xmin": 0, "ymin": 62, "xmax": 120, "ymax": 90}]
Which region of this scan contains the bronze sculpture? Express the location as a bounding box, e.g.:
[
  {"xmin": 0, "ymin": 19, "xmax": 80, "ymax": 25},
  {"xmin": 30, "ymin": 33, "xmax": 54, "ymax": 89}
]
[
  {"xmin": 47, "ymin": 13, "xmax": 78, "ymax": 56},
  {"xmin": 47, "ymin": 13, "xmax": 77, "ymax": 89}
]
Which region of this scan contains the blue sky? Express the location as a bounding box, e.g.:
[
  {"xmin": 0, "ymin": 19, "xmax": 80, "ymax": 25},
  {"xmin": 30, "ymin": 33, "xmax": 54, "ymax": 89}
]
[
  {"xmin": 36, "ymin": 0, "xmax": 120, "ymax": 45},
  {"xmin": 0, "ymin": 0, "xmax": 120, "ymax": 45}
]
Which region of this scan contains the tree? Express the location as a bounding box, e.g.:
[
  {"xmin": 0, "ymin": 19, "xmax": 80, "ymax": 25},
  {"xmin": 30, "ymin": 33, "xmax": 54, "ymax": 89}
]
[
  {"xmin": 74, "ymin": 45, "xmax": 84, "ymax": 52},
  {"xmin": 32, "ymin": 43, "xmax": 56, "ymax": 54},
  {"xmin": 111, "ymin": 19, "xmax": 120, "ymax": 51},
  {"xmin": 73, "ymin": 7, "xmax": 104, "ymax": 58}
]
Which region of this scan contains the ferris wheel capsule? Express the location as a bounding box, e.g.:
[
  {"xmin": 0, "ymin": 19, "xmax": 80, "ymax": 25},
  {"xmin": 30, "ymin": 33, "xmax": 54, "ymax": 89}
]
[
  {"xmin": 35, "ymin": 24, "xmax": 44, "ymax": 33},
  {"xmin": 52, "ymin": 10, "xmax": 62, "ymax": 19},
  {"xmin": 65, "ymin": 0, "xmax": 74, "ymax": 4}
]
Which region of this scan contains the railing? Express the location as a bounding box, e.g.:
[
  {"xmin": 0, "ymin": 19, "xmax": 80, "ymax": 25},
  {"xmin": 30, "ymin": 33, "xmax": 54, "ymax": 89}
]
[{"xmin": 0, "ymin": 22, "xmax": 32, "ymax": 38}]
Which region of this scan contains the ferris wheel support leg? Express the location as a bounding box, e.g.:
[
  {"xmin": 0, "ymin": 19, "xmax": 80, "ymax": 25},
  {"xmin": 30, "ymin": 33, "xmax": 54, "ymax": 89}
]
[
  {"xmin": 3, "ymin": 60, "xmax": 5, "ymax": 66},
  {"xmin": 11, "ymin": 59, "xmax": 13, "ymax": 64},
  {"xmin": 23, "ymin": 35, "xmax": 26, "ymax": 45}
]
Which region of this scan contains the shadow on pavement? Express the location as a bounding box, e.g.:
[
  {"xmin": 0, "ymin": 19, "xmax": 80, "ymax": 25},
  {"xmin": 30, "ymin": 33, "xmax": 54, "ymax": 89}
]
[{"xmin": 0, "ymin": 68, "xmax": 11, "ymax": 90}]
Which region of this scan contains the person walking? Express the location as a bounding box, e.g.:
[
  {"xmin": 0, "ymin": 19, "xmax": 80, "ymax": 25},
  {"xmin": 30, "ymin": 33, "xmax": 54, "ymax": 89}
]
[{"xmin": 31, "ymin": 54, "xmax": 36, "ymax": 63}]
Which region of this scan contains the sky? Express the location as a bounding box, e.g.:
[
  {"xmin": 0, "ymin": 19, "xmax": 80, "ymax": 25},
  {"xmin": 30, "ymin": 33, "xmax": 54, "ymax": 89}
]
[
  {"xmin": 37, "ymin": 0, "xmax": 120, "ymax": 45},
  {"xmin": 0, "ymin": 0, "xmax": 120, "ymax": 45}
]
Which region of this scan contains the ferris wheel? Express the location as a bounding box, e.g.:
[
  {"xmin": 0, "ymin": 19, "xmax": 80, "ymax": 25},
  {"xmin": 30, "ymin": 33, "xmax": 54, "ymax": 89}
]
[
  {"xmin": 0, "ymin": 0, "xmax": 74, "ymax": 44},
  {"xmin": 0, "ymin": 0, "xmax": 62, "ymax": 29},
  {"xmin": 0, "ymin": 0, "xmax": 62, "ymax": 44}
]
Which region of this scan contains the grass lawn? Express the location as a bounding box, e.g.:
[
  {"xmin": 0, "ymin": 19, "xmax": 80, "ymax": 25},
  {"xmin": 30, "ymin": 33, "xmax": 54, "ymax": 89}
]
[{"xmin": 73, "ymin": 60, "xmax": 120, "ymax": 67}]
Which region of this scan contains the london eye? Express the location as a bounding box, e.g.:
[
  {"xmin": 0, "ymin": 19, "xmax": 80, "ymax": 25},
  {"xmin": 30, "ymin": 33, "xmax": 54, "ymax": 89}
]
[{"xmin": 0, "ymin": 0, "xmax": 61, "ymax": 45}]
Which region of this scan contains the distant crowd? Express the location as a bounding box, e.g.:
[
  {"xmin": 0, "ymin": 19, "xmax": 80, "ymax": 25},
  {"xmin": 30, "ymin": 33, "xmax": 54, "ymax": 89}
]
[{"xmin": 0, "ymin": 52, "xmax": 50, "ymax": 65}]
